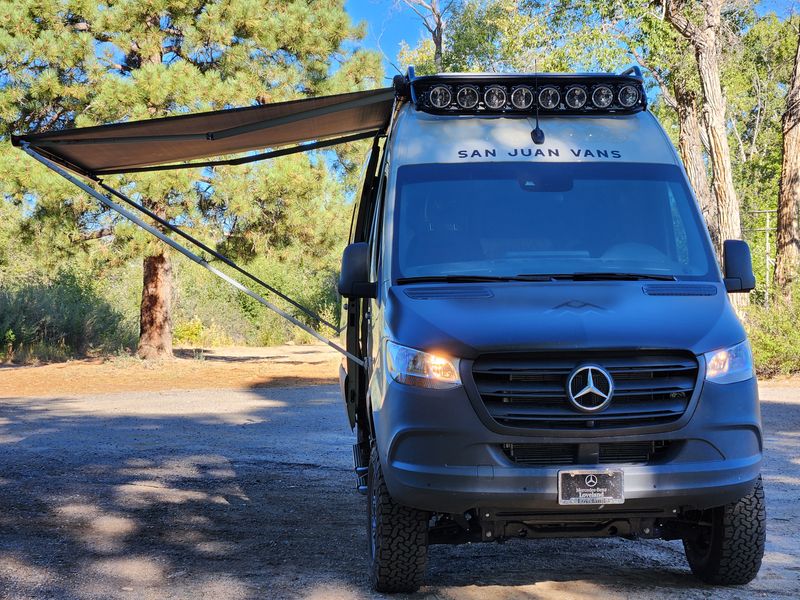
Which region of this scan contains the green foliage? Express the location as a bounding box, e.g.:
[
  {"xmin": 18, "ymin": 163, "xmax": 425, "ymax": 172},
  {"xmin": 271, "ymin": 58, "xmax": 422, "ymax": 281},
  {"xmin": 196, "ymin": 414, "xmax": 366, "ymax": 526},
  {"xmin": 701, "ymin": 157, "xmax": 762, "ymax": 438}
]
[
  {"xmin": 0, "ymin": 0, "xmax": 379, "ymax": 262},
  {"xmin": 397, "ymin": 0, "xmax": 625, "ymax": 74},
  {"xmin": 746, "ymin": 295, "xmax": 800, "ymax": 377},
  {"xmin": 173, "ymin": 316, "xmax": 232, "ymax": 347},
  {"xmin": 0, "ymin": 270, "xmax": 135, "ymax": 362},
  {"xmin": 0, "ymin": 0, "xmax": 380, "ymax": 357},
  {"xmin": 173, "ymin": 316, "xmax": 205, "ymax": 346}
]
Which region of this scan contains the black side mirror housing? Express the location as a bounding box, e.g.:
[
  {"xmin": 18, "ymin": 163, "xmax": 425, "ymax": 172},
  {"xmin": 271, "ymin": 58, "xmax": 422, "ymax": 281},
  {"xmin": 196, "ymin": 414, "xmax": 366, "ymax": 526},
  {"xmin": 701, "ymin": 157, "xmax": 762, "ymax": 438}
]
[
  {"xmin": 722, "ymin": 239, "xmax": 756, "ymax": 293},
  {"xmin": 338, "ymin": 242, "xmax": 377, "ymax": 298}
]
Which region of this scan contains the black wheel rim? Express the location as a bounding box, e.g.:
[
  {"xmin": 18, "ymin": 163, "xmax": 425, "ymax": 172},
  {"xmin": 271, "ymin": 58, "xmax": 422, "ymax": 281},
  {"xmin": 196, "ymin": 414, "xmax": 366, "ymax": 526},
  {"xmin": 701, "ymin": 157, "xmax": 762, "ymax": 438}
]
[{"xmin": 689, "ymin": 509, "xmax": 716, "ymax": 560}]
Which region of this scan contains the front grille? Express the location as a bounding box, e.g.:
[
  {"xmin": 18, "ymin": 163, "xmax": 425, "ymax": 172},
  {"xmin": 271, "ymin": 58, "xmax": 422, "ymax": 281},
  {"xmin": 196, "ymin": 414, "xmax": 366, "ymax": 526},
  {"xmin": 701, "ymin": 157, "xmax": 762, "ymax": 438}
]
[
  {"xmin": 472, "ymin": 351, "xmax": 698, "ymax": 430},
  {"xmin": 502, "ymin": 440, "xmax": 674, "ymax": 466}
]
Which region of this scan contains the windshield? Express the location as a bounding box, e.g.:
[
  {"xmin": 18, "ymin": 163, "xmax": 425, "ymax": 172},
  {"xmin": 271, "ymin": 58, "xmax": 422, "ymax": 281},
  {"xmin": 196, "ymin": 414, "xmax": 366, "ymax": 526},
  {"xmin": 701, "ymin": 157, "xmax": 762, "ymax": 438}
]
[{"xmin": 393, "ymin": 162, "xmax": 716, "ymax": 281}]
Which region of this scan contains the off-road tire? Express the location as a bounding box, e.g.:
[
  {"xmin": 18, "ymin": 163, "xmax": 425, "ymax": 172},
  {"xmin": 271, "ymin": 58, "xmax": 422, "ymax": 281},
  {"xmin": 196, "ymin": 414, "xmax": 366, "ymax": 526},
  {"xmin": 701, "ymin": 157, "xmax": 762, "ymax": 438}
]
[
  {"xmin": 367, "ymin": 447, "xmax": 428, "ymax": 593},
  {"xmin": 683, "ymin": 476, "xmax": 766, "ymax": 585}
]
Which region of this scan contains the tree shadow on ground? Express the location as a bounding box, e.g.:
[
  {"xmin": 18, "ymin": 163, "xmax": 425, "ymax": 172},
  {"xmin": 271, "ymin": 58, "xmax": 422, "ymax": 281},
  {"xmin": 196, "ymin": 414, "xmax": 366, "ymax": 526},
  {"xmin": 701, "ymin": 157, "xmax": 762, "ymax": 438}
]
[{"xmin": 0, "ymin": 386, "xmax": 797, "ymax": 600}]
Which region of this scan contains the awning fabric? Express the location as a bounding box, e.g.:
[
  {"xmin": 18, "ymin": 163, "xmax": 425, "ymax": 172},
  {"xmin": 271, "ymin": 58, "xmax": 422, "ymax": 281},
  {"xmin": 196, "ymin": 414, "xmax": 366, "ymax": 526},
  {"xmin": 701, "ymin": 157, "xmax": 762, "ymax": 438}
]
[{"xmin": 12, "ymin": 87, "xmax": 395, "ymax": 176}]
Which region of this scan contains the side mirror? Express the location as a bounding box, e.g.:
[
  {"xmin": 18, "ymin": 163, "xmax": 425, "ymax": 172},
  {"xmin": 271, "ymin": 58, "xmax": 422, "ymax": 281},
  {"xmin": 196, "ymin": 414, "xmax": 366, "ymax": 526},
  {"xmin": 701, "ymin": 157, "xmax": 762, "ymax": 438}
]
[
  {"xmin": 722, "ymin": 240, "xmax": 756, "ymax": 293},
  {"xmin": 338, "ymin": 242, "xmax": 377, "ymax": 298}
]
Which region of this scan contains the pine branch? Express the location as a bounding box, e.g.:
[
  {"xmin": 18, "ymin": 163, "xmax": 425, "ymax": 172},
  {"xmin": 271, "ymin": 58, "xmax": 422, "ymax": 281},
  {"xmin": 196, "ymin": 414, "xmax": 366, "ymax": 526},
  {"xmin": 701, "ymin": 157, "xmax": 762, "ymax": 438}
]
[
  {"xmin": 70, "ymin": 21, "xmax": 112, "ymax": 42},
  {"xmin": 76, "ymin": 227, "xmax": 114, "ymax": 241}
]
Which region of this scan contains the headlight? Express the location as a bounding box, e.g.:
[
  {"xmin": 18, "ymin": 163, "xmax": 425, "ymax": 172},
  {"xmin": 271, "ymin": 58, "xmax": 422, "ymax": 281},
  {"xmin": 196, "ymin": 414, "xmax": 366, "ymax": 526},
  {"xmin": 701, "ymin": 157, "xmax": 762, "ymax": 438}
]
[
  {"xmin": 386, "ymin": 341, "xmax": 461, "ymax": 389},
  {"xmin": 618, "ymin": 85, "xmax": 640, "ymax": 108},
  {"xmin": 484, "ymin": 85, "xmax": 507, "ymax": 109},
  {"xmin": 704, "ymin": 341, "xmax": 754, "ymax": 384},
  {"xmin": 428, "ymin": 85, "xmax": 451, "ymax": 109},
  {"xmin": 511, "ymin": 86, "xmax": 534, "ymax": 110},
  {"xmin": 457, "ymin": 85, "xmax": 479, "ymax": 109},
  {"xmin": 565, "ymin": 86, "xmax": 587, "ymax": 109},
  {"xmin": 592, "ymin": 85, "xmax": 614, "ymax": 108},
  {"xmin": 538, "ymin": 86, "xmax": 560, "ymax": 109}
]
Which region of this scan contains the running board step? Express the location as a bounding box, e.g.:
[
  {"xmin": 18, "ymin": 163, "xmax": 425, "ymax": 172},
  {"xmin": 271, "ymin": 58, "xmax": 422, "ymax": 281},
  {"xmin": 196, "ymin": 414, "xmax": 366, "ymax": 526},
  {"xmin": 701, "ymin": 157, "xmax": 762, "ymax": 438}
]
[{"xmin": 353, "ymin": 443, "xmax": 369, "ymax": 495}]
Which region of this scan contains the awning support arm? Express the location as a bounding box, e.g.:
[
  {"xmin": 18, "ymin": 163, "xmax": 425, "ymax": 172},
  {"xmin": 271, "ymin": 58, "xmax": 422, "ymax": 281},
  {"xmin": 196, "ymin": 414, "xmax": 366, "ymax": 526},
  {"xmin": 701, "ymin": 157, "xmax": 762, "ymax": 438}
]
[
  {"xmin": 21, "ymin": 143, "xmax": 364, "ymax": 367},
  {"xmin": 91, "ymin": 178, "xmax": 341, "ymax": 333}
]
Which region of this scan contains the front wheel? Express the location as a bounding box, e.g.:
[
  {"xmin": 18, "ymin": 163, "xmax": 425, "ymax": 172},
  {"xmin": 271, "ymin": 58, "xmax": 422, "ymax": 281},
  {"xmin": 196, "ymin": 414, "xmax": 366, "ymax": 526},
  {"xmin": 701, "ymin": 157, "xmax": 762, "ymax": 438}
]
[
  {"xmin": 683, "ymin": 476, "xmax": 766, "ymax": 585},
  {"xmin": 367, "ymin": 447, "xmax": 428, "ymax": 593}
]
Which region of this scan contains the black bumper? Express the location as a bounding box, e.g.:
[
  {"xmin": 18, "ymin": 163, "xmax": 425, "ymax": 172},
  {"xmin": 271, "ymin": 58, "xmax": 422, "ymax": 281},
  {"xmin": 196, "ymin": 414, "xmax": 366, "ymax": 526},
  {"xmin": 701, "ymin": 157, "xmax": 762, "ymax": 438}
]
[{"xmin": 372, "ymin": 376, "xmax": 762, "ymax": 515}]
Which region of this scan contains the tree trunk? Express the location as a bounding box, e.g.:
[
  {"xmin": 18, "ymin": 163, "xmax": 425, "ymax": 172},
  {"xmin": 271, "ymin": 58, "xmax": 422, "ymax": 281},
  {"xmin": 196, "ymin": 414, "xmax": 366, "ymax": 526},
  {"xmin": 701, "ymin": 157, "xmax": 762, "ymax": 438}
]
[
  {"xmin": 133, "ymin": 37, "xmax": 174, "ymax": 360},
  {"xmin": 664, "ymin": 0, "xmax": 746, "ymax": 307},
  {"xmin": 774, "ymin": 29, "xmax": 800, "ymax": 299},
  {"xmin": 433, "ymin": 23, "xmax": 443, "ymax": 71},
  {"xmin": 696, "ymin": 39, "xmax": 747, "ymax": 308},
  {"xmin": 695, "ymin": 43, "xmax": 741, "ymax": 247},
  {"xmin": 136, "ymin": 199, "xmax": 173, "ymax": 360},
  {"xmin": 674, "ymin": 83, "xmax": 718, "ymax": 252},
  {"xmin": 137, "ymin": 250, "xmax": 173, "ymax": 359}
]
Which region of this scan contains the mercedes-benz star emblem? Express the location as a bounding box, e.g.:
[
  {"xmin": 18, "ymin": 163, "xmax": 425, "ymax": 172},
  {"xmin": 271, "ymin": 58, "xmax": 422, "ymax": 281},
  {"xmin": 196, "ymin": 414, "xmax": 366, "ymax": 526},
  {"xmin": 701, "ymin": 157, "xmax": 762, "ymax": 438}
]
[
  {"xmin": 566, "ymin": 364, "xmax": 614, "ymax": 413},
  {"xmin": 585, "ymin": 474, "xmax": 598, "ymax": 488}
]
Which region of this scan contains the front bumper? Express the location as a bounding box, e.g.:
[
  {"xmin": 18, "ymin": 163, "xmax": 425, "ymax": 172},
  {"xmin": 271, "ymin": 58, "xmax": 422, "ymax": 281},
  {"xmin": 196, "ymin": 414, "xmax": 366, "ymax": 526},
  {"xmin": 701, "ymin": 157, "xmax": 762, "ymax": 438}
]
[{"xmin": 373, "ymin": 376, "xmax": 762, "ymax": 515}]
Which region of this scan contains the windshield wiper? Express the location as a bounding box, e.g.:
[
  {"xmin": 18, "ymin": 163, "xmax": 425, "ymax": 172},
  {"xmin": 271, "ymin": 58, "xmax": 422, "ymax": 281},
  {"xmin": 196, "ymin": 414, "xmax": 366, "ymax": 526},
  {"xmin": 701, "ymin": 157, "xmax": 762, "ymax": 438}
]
[
  {"xmin": 396, "ymin": 274, "xmax": 552, "ymax": 284},
  {"xmin": 542, "ymin": 272, "xmax": 677, "ymax": 281}
]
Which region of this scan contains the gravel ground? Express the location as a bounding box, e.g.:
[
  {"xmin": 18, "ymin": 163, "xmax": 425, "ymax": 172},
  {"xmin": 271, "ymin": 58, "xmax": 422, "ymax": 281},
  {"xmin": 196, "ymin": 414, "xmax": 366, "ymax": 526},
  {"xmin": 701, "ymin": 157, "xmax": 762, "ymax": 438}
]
[{"xmin": 0, "ymin": 383, "xmax": 798, "ymax": 599}]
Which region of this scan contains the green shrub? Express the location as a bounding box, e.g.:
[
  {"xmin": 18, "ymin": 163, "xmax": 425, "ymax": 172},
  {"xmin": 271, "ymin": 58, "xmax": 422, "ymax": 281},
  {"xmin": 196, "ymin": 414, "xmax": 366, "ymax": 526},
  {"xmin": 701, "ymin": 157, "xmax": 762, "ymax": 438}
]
[
  {"xmin": 173, "ymin": 316, "xmax": 233, "ymax": 347},
  {"xmin": 0, "ymin": 270, "xmax": 134, "ymax": 362},
  {"xmin": 746, "ymin": 296, "xmax": 800, "ymax": 378},
  {"xmin": 173, "ymin": 316, "xmax": 204, "ymax": 346}
]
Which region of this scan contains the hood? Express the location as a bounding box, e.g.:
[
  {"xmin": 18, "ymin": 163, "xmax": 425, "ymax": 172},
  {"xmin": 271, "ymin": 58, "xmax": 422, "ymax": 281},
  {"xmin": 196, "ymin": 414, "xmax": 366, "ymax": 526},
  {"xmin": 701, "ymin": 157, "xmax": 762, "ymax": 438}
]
[{"xmin": 384, "ymin": 281, "xmax": 745, "ymax": 359}]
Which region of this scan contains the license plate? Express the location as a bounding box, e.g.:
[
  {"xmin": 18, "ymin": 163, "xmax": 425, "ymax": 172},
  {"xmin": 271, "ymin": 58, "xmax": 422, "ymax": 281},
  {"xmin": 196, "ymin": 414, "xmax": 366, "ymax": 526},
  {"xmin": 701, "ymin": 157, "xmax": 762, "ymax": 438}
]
[{"xmin": 558, "ymin": 469, "xmax": 624, "ymax": 505}]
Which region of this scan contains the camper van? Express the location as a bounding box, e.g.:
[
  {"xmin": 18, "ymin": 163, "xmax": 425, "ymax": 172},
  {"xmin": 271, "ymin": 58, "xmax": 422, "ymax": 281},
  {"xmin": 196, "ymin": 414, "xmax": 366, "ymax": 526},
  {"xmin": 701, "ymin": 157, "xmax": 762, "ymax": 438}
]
[
  {"xmin": 14, "ymin": 63, "xmax": 764, "ymax": 596},
  {"xmin": 338, "ymin": 68, "xmax": 764, "ymax": 593}
]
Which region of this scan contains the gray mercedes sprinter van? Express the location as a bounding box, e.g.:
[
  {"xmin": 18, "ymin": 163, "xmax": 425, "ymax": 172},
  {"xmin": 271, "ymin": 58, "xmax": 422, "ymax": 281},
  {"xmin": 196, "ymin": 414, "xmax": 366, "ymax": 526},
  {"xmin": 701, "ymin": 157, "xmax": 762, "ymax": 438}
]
[{"xmin": 338, "ymin": 67, "xmax": 764, "ymax": 593}]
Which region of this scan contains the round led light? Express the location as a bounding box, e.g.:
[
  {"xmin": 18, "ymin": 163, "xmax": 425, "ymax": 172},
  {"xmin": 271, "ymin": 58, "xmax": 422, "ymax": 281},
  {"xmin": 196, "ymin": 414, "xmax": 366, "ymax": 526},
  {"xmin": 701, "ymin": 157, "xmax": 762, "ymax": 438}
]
[
  {"xmin": 456, "ymin": 85, "xmax": 479, "ymax": 109},
  {"xmin": 538, "ymin": 86, "xmax": 560, "ymax": 109},
  {"xmin": 428, "ymin": 85, "xmax": 452, "ymax": 109},
  {"xmin": 484, "ymin": 85, "xmax": 507, "ymax": 109},
  {"xmin": 618, "ymin": 85, "xmax": 640, "ymax": 108},
  {"xmin": 565, "ymin": 86, "xmax": 587, "ymax": 109},
  {"xmin": 511, "ymin": 86, "xmax": 534, "ymax": 110},
  {"xmin": 592, "ymin": 85, "xmax": 614, "ymax": 108}
]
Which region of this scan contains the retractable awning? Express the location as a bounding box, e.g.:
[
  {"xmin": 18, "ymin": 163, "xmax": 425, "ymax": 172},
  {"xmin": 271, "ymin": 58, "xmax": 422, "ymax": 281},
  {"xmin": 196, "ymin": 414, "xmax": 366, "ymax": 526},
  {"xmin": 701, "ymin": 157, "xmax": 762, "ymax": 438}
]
[
  {"xmin": 14, "ymin": 83, "xmax": 401, "ymax": 366},
  {"xmin": 12, "ymin": 87, "xmax": 395, "ymax": 176}
]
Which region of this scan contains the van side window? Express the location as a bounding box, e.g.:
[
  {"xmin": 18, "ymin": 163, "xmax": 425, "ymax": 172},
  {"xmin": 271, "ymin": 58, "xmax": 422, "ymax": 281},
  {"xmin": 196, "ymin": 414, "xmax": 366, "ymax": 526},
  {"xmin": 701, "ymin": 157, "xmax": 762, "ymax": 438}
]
[
  {"xmin": 368, "ymin": 166, "xmax": 388, "ymax": 279},
  {"xmin": 351, "ymin": 139, "xmax": 384, "ymax": 243},
  {"xmin": 667, "ymin": 185, "xmax": 694, "ymax": 267}
]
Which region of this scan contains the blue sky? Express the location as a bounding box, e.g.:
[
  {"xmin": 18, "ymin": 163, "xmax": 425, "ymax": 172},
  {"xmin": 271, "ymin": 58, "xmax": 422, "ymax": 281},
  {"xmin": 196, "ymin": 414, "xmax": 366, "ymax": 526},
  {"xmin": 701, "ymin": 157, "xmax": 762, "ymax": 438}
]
[{"xmin": 345, "ymin": 0, "xmax": 427, "ymax": 81}]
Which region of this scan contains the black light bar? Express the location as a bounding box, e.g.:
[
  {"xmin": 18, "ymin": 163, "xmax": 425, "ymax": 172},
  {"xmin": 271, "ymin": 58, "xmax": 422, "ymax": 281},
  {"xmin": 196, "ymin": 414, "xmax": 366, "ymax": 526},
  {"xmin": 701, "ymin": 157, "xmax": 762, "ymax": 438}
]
[{"xmin": 395, "ymin": 66, "xmax": 647, "ymax": 116}]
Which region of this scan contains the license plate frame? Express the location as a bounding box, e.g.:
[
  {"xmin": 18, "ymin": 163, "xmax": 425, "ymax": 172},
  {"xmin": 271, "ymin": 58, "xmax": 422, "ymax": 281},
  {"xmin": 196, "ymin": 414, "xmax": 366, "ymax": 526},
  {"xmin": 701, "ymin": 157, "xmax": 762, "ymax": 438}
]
[{"xmin": 558, "ymin": 469, "xmax": 625, "ymax": 505}]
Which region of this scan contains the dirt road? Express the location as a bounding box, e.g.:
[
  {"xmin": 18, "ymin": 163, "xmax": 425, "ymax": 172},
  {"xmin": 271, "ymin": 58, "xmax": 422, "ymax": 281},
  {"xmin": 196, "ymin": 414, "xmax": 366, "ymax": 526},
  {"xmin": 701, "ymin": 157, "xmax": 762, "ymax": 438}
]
[
  {"xmin": 0, "ymin": 346, "xmax": 339, "ymax": 398},
  {"xmin": 0, "ymin": 378, "xmax": 798, "ymax": 599}
]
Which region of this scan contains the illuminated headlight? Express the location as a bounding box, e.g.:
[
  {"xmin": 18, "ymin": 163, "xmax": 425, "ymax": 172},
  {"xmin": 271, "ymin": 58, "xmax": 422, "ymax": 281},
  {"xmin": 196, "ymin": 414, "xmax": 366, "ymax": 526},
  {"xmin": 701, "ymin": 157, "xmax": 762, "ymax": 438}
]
[
  {"xmin": 618, "ymin": 85, "xmax": 640, "ymax": 108},
  {"xmin": 386, "ymin": 341, "xmax": 461, "ymax": 389},
  {"xmin": 428, "ymin": 85, "xmax": 452, "ymax": 108},
  {"xmin": 511, "ymin": 86, "xmax": 534, "ymax": 109},
  {"xmin": 592, "ymin": 85, "xmax": 614, "ymax": 108},
  {"xmin": 704, "ymin": 341, "xmax": 754, "ymax": 384},
  {"xmin": 565, "ymin": 86, "xmax": 587, "ymax": 109},
  {"xmin": 457, "ymin": 85, "xmax": 479, "ymax": 109},
  {"xmin": 538, "ymin": 86, "xmax": 560, "ymax": 109},
  {"xmin": 484, "ymin": 85, "xmax": 507, "ymax": 109}
]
